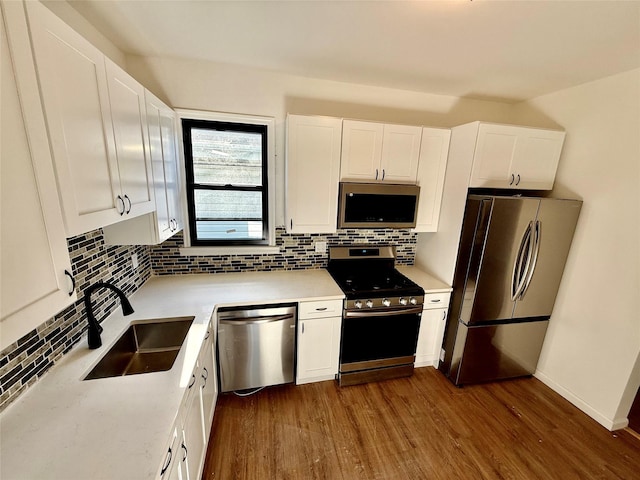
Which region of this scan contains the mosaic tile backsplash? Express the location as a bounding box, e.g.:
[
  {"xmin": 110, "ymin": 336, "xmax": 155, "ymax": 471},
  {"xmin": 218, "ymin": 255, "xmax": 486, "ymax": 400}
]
[
  {"xmin": 0, "ymin": 230, "xmax": 151, "ymax": 412},
  {"xmin": 0, "ymin": 225, "xmax": 416, "ymax": 411},
  {"xmin": 150, "ymin": 227, "xmax": 417, "ymax": 274}
]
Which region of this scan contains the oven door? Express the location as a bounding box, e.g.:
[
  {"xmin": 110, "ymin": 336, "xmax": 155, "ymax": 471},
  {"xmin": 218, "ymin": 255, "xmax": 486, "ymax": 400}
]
[{"xmin": 339, "ymin": 306, "xmax": 422, "ymax": 384}]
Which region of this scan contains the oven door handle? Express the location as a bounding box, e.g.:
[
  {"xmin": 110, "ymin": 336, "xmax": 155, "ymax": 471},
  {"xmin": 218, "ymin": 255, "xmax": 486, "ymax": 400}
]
[{"xmin": 344, "ymin": 306, "xmax": 423, "ymax": 318}]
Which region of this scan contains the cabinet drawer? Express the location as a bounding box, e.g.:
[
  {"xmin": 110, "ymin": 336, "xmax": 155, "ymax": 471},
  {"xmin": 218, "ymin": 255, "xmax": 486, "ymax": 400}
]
[
  {"xmin": 299, "ymin": 299, "xmax": 344, "ymax": 319},
  {"xmin": 423, "ymin": 292, "xmax": 451, "ymax": 310}
]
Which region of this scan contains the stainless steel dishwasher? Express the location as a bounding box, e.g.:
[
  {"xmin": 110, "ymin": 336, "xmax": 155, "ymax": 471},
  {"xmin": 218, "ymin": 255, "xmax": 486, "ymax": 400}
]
[{"xmin": 217, "ymin": 303, "xmax": 297, "ymax": 392}]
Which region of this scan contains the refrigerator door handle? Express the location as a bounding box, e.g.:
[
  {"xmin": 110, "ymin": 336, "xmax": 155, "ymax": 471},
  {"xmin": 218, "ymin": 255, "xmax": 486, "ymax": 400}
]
[
  {"xmin": 519, "ymin": 220, "xmax": 542, "ymax": 299},
  {"xmin": 511, "ymin": 221, "xmax": 534, "ymax": 301}
]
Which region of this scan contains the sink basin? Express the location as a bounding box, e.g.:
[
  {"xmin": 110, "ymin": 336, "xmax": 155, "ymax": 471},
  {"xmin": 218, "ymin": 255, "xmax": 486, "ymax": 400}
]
[{"xmin": 84, "ymin": 316, "xmax": 195, "ymax": 380}]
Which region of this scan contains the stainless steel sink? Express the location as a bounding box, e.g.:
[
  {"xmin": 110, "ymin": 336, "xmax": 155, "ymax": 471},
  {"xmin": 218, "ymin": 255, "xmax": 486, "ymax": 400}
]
[{"xmin": 84, "ymin": 316, "xmax": 195, "ymax": 380}]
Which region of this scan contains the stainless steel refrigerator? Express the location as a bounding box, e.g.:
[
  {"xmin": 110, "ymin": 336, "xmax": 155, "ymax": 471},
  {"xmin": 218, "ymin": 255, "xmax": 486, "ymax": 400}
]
[{"xmin": 439, "ymin": 194, "xmax": 582, "ymax": 386}]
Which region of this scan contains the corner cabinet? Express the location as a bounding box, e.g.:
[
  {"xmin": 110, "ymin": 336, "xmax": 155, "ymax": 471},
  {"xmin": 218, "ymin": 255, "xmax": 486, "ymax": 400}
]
[
  {"xmin": 104, "ymin": 90, "xmax": 183, "ymax": 245},
  {"xmin": 285, "ymin": 115, "xmax": 342, "ymax": 233},
  {"xmin": 415, "ymin": 292, "xmax": 450, "ymax": 368},
  {"xmin": 0, "ymin": 1, "xmax": 76, "ymax": 351},
  {"xmin": 25, "ymin": 1, "xmax": 154, "ymax": 236},
  {"xmin": 296, "ymin": 299, "xmax": 343, "ymax": 384},
  {"xmin": 467, "ymin": 122, "xmax": 565, "ymax": 190},
  {"xmin": 413, "ymin": 127, "xmax": 451, "ymax": 232},
  {"xmin": 340, "ymin": 120, "xmax": 422, "ymax": 183}
]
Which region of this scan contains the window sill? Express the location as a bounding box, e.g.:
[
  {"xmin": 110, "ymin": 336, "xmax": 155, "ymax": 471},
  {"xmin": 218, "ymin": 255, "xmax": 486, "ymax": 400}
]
[{"xmin": 179, "ymin": 246, "xmax": 281, "ymax": 256}]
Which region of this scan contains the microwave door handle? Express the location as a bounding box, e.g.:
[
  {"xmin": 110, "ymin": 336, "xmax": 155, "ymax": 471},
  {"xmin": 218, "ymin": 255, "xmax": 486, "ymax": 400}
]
[
  {"xmin": 519, "ymin": 220, "xmax": 541, "ymax": 299},
  {"xmin": 511, "ymin": 221, "xmax": 533, "ymax": 301}
]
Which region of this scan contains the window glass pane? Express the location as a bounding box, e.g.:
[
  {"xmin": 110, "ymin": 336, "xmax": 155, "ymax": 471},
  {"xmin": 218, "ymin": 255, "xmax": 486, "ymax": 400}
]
[
  {"xmin": 196, "ymin": 220, "xmax": 263, "ymax": 241},
  {"xmin": 194, "ymin": 190, "xmax": 262, "ymax": 221},
  {"xmin": 191, "ymin": 128, "xmax": 262, "ymax": 186}
]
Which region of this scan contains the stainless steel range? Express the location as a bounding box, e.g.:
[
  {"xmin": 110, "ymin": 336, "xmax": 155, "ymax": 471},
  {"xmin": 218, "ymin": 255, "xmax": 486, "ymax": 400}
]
[{"xmin": 327, "ymin": 245, "xmax": 424, "ymax": 386}]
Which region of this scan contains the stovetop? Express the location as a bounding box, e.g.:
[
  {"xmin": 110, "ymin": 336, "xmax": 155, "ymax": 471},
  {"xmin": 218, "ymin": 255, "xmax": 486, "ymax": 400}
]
[
  {"xmin": 326, "ymin": 245, "xmax": 424, "ymax": 303},
  {"xmin": 329, "ymin": 269, "xmax": 424, "ymax": 299}
]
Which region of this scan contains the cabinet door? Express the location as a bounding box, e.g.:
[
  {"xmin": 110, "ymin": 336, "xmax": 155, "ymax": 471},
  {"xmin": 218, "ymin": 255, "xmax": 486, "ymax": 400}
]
[
  {"xmin": 1, "ymin": 2, "xmax": 76, "ymax": 351},
  {"xmin": 183, "ymin": 371, "xmax": 206, "ymax": 480},
  {"xmin": 469, "ymin": 123, "xmax": 519, "ymax": 188},
  {"xmin": 296, "ymin": 316, "xmax": 341, "ymax": 384},
  {"xmin": 199, "ymin": 329, "xmax": 217, "ymax": 442},
  {"xmin": 512, "ymin": 130, "xmax": 565, "ymax": 190},
  {"xmin": 159, "ymin": 100, "xmax": 182, "ymax": 235},
  {"xmin": 340, "ymin": 120, "xmax": 384, "ymax": 181},
  {"xmin": 415, "ymin": 308, "xmax": 448, "ymax": 367},
  {"xmin": 104, "ymin": 58, "xmax": 154, "ymax": 217},
  {"xmin": 286, "ymin": 115, "xmax": 342, "ymax": 233},
  {"xmin": 413, "ymin": 128, "xmax": 451, "ymax": 232},
  {"xmin": 25, "ymin": 1, "xmax": 121, "ymax": 236},
  {"xmin": 380, "ymin": 124, "xmax": 422, "ymax": 183}
]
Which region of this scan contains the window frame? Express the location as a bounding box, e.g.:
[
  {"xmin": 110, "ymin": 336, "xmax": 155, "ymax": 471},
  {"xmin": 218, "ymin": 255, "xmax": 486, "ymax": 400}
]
[{"xmin": 176, "ymin": 110, "xmax": 276, "ymax": 252}]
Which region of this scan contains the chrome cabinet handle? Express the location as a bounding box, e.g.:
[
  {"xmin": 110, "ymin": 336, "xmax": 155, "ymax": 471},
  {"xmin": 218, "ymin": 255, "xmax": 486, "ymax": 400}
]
[
  {"xmin": 64, "ymin": 269, "xmax": 75, "ymax": 296},
  {"xmin": 160, "ymin": 447, "xmax": 172, "ymax": 475},
  {"xmin": 124, "ymin": 194, "xmax": 132, "ymax": 214},
  {"xmin": 116, "ymin": 195, "xmax": 125, "ymax": 215}
]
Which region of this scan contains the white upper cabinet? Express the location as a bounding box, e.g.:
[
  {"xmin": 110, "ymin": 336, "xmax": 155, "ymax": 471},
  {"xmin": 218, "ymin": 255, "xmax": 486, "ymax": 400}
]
[
  {"xmin": 468, "ymin": 122, "xmax": 565, "ymax": 190},
  {"xmin": 286, "ymin": 114, "xmax": 342, "ymax": 233},
  {"xmin": 104, "ymin": 58, "xmax": 154, "ymax": 217},
  {"xmin": 413, "ymin": 127, "xmax": 451, "ymax": 232},
  {"xmin": 340, "ymin": 120, "xmax": 422, "ymax": 183},
  {"xmin": 25, "ymin": 1, "xmax": 153, "ymax": 236},
  {"xmin": 1, "ymin": 2, "xmax": 76, "ymax": 351},
  {"xmin": 103, "ymin": 90, "xmax": 182, "ymax": 245}
]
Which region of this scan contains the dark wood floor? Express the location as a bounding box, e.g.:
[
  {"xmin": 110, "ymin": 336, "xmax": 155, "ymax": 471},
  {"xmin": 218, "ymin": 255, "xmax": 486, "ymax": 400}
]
[{"xmin": 202, "ymin": 368, "xmax": 640, "ymax": 480}]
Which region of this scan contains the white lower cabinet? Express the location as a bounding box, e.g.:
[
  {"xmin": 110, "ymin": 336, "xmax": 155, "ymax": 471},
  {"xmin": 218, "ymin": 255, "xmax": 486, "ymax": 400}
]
[
  {"xmin": 415, "ymin": 293, "xmax": 451, "ymax": 368},
  {"xmin": 159, "ymin": 323, "xmax": 217, "ymax": 480},
  {"xmin": 296, "ymin": 299, "xmax": 343, "ymax": 385}
]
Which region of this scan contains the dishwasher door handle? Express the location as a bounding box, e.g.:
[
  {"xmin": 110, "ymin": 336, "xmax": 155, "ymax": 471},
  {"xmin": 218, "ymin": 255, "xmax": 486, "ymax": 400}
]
[{"xmin": 219, "ymin": 314, "xmax": 295, "ymax": 325}]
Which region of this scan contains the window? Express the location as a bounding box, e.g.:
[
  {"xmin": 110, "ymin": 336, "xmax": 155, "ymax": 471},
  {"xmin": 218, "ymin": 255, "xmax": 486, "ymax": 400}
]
[{"xmin": 181, "ymin": 114, "xmax": 273, "ymax": 247}]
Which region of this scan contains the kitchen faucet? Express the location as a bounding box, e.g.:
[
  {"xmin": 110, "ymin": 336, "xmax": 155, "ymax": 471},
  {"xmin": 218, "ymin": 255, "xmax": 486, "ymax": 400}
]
[{"xmin": 84, "ymin": 282, "xmax": 134, "ymax": 349}]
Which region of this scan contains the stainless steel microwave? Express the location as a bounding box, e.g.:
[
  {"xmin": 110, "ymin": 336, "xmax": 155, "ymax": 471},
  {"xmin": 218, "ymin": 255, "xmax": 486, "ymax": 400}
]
[{"xmin": 337, "ymin": 182, "xmax": 420, "ymax": 229}]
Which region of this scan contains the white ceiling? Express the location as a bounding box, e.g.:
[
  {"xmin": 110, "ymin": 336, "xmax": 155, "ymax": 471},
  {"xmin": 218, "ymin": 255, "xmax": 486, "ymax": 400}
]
[{"xmin": 68, "ymin": 0, "xmax": 640, "ymax": 103}]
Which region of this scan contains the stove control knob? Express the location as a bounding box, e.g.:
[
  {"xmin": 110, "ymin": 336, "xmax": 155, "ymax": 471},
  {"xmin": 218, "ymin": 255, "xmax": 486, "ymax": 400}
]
[
  {"xmin": 366, "ymin": 300, "xmax": 374, "ymax": 308},
  {"xmin": 399, "ymin": 297, "xmax": 408, "ymax": 306},
  {"xmin": 382, "ymin": 298, "xmax": 391, "ymax": 307},
  {"xmin": 410, "ymin": 297, "xmax": 418, "ymax": 305},
  {"xmin": 354, "ymin": 300, "xmax": 363, "ymax": 309}
]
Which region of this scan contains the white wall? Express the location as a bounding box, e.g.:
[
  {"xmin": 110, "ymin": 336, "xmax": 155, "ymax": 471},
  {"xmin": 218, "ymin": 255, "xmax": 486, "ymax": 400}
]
[
  {"xmin": 125, "ymin": 55, "xmax": 515, "ymax": 226},
  {"xmin": 514, "ymin": 69, "xmax": 640, "ymax": 429}
]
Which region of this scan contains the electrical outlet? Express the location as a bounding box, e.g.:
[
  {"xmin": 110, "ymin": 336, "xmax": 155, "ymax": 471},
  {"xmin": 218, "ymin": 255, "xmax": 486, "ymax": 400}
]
[
  {"xmin": 315, "ymin": 241, "xmax": 327, "ymax": 253},
  {"xmin": 131, "ymin": 253, "xmax": 139, "ymax": 269}
]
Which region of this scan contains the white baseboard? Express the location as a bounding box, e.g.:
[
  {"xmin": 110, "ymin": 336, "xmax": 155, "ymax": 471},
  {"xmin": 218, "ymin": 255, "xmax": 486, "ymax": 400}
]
[{"xmin": 534, "ymin": 370, "xmax": 626, "ymax": 431}]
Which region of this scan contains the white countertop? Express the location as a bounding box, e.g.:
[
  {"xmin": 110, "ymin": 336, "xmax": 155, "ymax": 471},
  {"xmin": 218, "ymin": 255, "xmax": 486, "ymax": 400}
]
[{"xmin": 0, "ymin": 267, "xmax": 448, "ymax": 480}]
